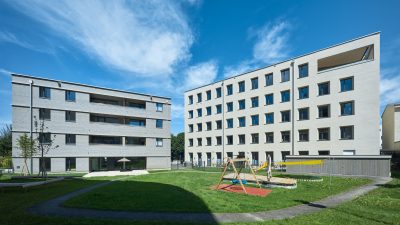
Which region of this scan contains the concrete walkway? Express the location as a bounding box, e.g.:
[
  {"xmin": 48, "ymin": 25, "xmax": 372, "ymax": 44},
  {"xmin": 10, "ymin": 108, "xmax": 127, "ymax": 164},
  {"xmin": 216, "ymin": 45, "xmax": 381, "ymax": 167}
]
[{"xmin": 28, "ymin": 176, "xmax": 391, "ymax": 223}]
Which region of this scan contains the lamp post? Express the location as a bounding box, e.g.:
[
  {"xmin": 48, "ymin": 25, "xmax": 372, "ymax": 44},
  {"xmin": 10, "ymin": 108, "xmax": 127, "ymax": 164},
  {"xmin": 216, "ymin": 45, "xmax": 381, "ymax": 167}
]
[{"xmin": 28, "ymin": 79, "xmax": 33, "ymax": 175}]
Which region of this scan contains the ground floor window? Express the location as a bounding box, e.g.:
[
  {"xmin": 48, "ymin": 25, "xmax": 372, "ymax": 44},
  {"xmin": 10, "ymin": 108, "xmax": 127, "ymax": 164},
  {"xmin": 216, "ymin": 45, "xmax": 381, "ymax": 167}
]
[
  {"xmin": 89, "ymin": 157, "xmax": 146, "ymax": 171},
  {"xmin": 266, "ymin": 151, "xmax": 274, "ymax": 162},
  {"xmin": 66, "ymin": 157, "xmax": 76, "ymax": 171},
  {"xmin": 281, "ymin": 151, "xmax": 290, "ymax": 161},
  {"xmin": 206, "ymin": 152, "xmax": 211, "ymax": 166},
  {"xmin": 343, "ymin": 150, "xmax": 355, "ymax": 155},
  {"xmin": 39, "ymin": 157, "xmax": 51, "ymax": 171},
  {"xmin": 216, "ymin": 152, "xmax": 222, "ymax": 166},
  {"xmin": 251, "ymin": 152, "xmax": 259, "ymax": 165},
  {"xmin": 227, "ymin": 152, "xmax": 233, "ymax": 159},
  {"xmin": 189, "ymin": 153, "xmax": 193, "ymax": 162},
  {"xmin": 318, "ymin": 150, "xmax": 330, "ymax": 155},
  {"xmin": 298, "ymin": 151, "xmax": 309, "ymax": 155}
]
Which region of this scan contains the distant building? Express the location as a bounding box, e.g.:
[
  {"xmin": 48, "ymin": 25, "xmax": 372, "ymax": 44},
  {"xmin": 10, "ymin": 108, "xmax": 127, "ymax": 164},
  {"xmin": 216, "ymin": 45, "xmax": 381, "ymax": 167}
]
[
  {"xmin": 382, "ymin": 103, "xmax": 400, "ymax": 152},
  {"xmin": 12, "ymin": 74, "xmax": 171, "ymax": 173},
  {"xmin": 184, "ymin": 32, "xmax": 381, "ymax": 166}
]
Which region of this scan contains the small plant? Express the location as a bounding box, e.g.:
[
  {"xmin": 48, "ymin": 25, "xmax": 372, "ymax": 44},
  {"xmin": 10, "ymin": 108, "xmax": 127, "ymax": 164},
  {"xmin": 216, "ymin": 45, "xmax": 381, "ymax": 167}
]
[{"xmin": 16, "ymin": 133, "xmax": 36, "ymax": 176}]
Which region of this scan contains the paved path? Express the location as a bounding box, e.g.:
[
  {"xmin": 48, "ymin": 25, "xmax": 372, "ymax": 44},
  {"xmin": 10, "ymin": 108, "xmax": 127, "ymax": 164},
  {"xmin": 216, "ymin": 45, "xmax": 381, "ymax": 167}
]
[{"xmin": 28, "ymin": 176, "xmax": 391, "ymax": 223}]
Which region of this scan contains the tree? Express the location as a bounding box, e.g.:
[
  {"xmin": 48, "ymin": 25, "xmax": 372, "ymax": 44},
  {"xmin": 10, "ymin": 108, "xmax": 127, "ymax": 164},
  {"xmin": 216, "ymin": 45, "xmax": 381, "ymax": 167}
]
[
  {"xmin": 0, "ymin": 124, "xmax": 12, "ymax": 158},
  {"xmin": 16, "ymin": 133, "xmax": 36, "ymax": 175},
  {"xmin": 34, "ymin": 116, "xmax": 59, "ymax": 178},
  {"xmin": 171, "ymin": 132, "xmax": 184, "ymax": 161}
]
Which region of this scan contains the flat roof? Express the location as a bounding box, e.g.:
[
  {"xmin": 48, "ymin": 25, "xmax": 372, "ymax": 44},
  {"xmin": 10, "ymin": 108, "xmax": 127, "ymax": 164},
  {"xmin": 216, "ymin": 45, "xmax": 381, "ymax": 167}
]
[
  {"xmin": 185, "ymin": 31, "xmax": 380, "ymax": 93},
  {"xmin": 11, "ymin": 73, "xmax": 171, "ymax": 100}
]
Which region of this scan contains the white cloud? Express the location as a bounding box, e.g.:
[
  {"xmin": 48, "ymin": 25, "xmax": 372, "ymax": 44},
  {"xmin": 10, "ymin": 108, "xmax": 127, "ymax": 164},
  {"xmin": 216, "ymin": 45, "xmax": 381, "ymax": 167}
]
[
  {"xmin": 171, "ymin": 104, "xmax": 184, "ymax": 119},
  {"xmin": 380, "ymin": 68, "xmax": 400, "ymax": 107},
  {"xmin": 8, "ymin": 0, "xmax": 194, "ymax": 77},
  {"xmin": 223, "ymin": 60, "xmax": 256, "ymax": 78},
  {"xmin": 0, "ymin": 68, "xmax": 13, "ymax": 77},
  {"xmin": 182, "ymin": 60, "xmax": 218, "ymax": 91}
]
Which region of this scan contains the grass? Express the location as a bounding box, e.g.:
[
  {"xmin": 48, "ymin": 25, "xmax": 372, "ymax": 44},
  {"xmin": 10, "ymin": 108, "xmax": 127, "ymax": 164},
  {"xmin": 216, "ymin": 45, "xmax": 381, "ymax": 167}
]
[
  {"xmin": 63, "ymin": 171, "xmax": 369, "ymax": 213},
  {"xmin": 0, "ymin": 177, "xmax": 48, "ymax": 183}
]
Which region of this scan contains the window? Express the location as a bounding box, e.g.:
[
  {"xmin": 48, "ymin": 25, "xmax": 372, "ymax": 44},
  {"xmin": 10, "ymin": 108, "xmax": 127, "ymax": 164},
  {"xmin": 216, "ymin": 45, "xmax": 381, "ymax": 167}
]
[
  {"xmin": 318, "ymin": 105, "xmax": 330, "ymax": 118},
  {"xmin": 299, "ymin": 151, "xmax": 309, "ymax": 155},
  {"xmin": 206, "ymin": 90, "xmax": 211, "ymax": 100},
  {"xmin": 251, "ymin": 115, "xmax": 259, "ymax": 126},
  {"xmin": 238, "ymin": 134, "xmax": 246, "ymax": 144},
  {"xmin": 128, "ymin": 101, "xmax": 146, "ymax": 109},
  {"xmin": 156, "ymin": 119, "xmax": 163, "ymax": 128},
  {"xmin": 226, "ymin": 118, "xmax": 233, "ymax": 128},
  {"xmin": 265, "ymin": 94, "xmax": 274, "ymax": 105},
  {"xmin": 65, "ymin": 90, "xmax": 76, "ymax": 101},
  {"xmin": 227, "ymin": 135, "xmax": 233, "ymax": 145},
  {"xmin": 343, "ymin": 150, "xmax": 355, "ymax": 155},
  {"xmin": 189, "ymin": 139, "xmax": 193, "ymax": 147},
  {"xmin": 216, "ymin": 87, "xmax": 222, "ymax": 98},
  {"xmin": 281, "ymin": 90, "xmax": 290, "ymax": 102},
  {"xmin": 251, "ymin": 77, "xmax": 258, "ymax": 89},
  {"xmin": 89, "ymin": 135, "xmax": 122, "ymax": 145},
  {"xmin": 188, "ymin": 124, "xmax": 193, "ymax": 133},
  {"xmin": 238, "ymin": 81, "xmax": 245, "ymax": 93},
  {"xmin": 340, "ymin": 77, "xmax": 354, "ymax": 92},
  {"xmin": 39, "ymin": 133, "xmax": 51, "ymax": 144},
  {"xmin": 188, "ymin": 95, "xmax": 193, "ymax": 105},
  {"xmin": 206, "ymin": 137, "xmax": 212, "ymax": 146},
  {"xmin": 39, "ymin": 87, "xmax": 51, "ymax": 99},
  {"xmin": 206, "ymin": 106, "xmax": 212, "ymax": 116},
  {"xmin": 39, "ymin": 108, "xmax": 51, "ymax": 120},
  {"xmin": 206, "ymin": 122, "xmax": 212, "ymax": 131},
  {"xmin": 298, "ymin": 64, "xmax": 308, "ymax": 78},
  {"xmin": 65, "ymin": 111, "xmax": 76, "ymax": 122},
  {"xmin": 126, "ymin": 137, "xmax": 146, "ymax": 145},
  {"xmin": 156, "ymin": 138, "xmax": 163, "ymax": 147},
  {"xmin": 216, "ymin": 136, "xmax": 222, "ymax": 145},
  {"xmin": 197, "ymin": 123, "xmax": 202, "ymax": 132},
  {"xmin": 298, "ymin": 107, "xmax": 309, "ymax": 120},
  {"xmin": 128, "ymin": 119, "xmax": 146, "ymax": 127},
  {"xmin": 318, "ymin": 128, "xmax": 330, "ymax": 141},
  {"xmin": 216, "ymin": 104, "xmax": 222, "ymax": 114},
  {"xmin": 197, "ymin": 93, "xmax": 202, "ymax": 102},
  {"xmin": 281, "ymin": 69, "xmax": 290, "ymax": 82},
  {"xmin": 318, "ymin": 45, "xmax": 374, "ymax": 71},
  {"xmin": 318, "ymin": 150, "xmax": 330, "ymax": 155},
  {"xmin": 188, "ymin": 110, "xmax": 193, "ymax": 119},
  {"xmin": 238, "ymin": 117, "xmax": 246, "ymax": 127},
  {"xmin": 66, "ymin": 157, "xmax": 76, "ymax": 171},
  {"xmin": 318, "ymin": 82, "xmax": 330, "ymax": 96},
  {"xmin": 281, "ymin": 131, "xmax": 290, "ymax": 142},
  {"xmin": 299, "ymin": 129, "xmax": 309, "ymax": 142},
  {"xmin": 197, "ymin": 108, "xmax": 202, "ymax": 117},
  {"xmin": 265, "ymin": 73, "xmax": 273, "ymax": 86},
  {"xmin": 216, "ymin": 120, "xmax": 222, "ymax": 130},
  {"xmin": 340, "ymin": 126, "xmax": 354, "ymax": 140},
  {"xmin": 65, "ymin": 134, "xmax": 76, "ymax": 144},
  {"xmin": 341, "ymin": 101, "xmax": 354, "ymax": 116},
  {"xmin": 227, "ymin": 84, "xmax": 233, "ymax": 95},
  {"xmin": 251, "ymin": 97, "xmax": 259, "ymax": 108},
  {"xmin": 281, "ymin": 110, "xmax": 290, "ymax": 122},
  {"xmin": 90, "ymin": 114, "xmax": 122, "ymax": 124},
  {"xmin": 265, "ymin": 113, "xmax": 274, "ymax": 124},
  {"xmin": 197, "ymin": 138, "xmax": 202, "ymax": 146},
  {"xmin": 156, "ymin": 103, "xmax": 163, "ymax": 112},
  {"xmin": 266, "ymin": 151, "xmax": 274, "ymax": 162},
  {"xmin": 238, "ymin": 99, "xmax": 246, "ymax": 110},
  {"xmin": 226, "ymin": 102, "xmax": 233, "ymax": 112},
  {"xmin": 251, "ymin": 133, "xmax": 259, "ymax": 144},
  {"xmin": 265, "ymin": 132, "xmax": 274, "ymax": 143},
  {"xmin": 298, "ymin": 86, "xmax": 309, "ymax": 99}
]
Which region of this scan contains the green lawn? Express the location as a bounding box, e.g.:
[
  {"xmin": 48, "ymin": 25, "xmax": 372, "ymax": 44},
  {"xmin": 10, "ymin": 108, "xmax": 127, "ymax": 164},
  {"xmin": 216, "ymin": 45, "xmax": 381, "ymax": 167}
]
[{"xmin": 63, "ymin": 171, "xmax": 369, "ymax": 213}]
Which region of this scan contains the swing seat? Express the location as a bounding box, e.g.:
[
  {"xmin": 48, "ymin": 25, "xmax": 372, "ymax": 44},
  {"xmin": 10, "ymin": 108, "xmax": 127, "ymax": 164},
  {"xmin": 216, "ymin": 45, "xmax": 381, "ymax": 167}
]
[{"xmin": 232, "ymin": 179, "xmax": 247, "ymax": 184}]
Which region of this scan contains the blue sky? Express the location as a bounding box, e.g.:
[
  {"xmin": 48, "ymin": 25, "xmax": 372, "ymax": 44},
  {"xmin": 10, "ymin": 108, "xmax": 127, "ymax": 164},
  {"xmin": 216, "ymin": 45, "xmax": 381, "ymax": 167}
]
[{"xmin": 0, "ymin": 0, "xmax": 399, "ymax": 134}]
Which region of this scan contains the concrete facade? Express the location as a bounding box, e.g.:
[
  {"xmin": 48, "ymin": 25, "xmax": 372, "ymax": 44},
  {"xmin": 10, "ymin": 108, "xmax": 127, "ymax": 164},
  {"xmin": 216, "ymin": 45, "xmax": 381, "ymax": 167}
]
[
  {"xmin": 12, "ymin": 74, "xmax": 171, "ymax": 173},
  {"xmin": 382, "ymin": 103, "xmax": 400, "ymax": 152},
  {"xmin": 184, "ymin": 33, "xmax": 381, "ymax": 166}
]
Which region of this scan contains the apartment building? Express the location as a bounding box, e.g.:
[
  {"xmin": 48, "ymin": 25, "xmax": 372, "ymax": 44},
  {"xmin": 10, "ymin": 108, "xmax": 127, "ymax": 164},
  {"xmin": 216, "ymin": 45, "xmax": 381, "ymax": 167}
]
[
  {"xmin": 382, "ymin": 103, "xmax": 400, "ymax": 152},
  {"xmin": 184, "ymin": 32, "xmax": 380, "ymax": 166},
  {"xmin": 12, "ymin": 74, "xmax": 171, "ymax": 173}
]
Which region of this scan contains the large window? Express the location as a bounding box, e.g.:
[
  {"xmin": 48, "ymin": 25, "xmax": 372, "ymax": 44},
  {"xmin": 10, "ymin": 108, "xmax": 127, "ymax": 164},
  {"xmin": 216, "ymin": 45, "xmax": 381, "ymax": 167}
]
[
  {"xmin": 238, "ymin": 134, "xmax": 246, "ymax": 144},
  {"xmin": 318, "ymin": 82, "xmax": 330, "ymax": 96},
  {"xmin": 65, "ymin": 111, "xmax": 76, "ymax": 122},
  {"xmin": 265, "ymin": 73, "xmax": 273, "ymax": 86},
  {"xmin": 298, "ymin": 108, "xmax": 309, "ymax": 120},
  {"xmin": 216, "ymin": 136, "xmax": 222, "ymax": 146},
  {"xmin": 265, "ymin": 94, "xmax": 274, "ymax": 105},
  {"xmin": 90, "ymin": 114, "xmax": 122, "ymax": 124},
  {"xmin": 340, "ymin": 77, "xmax": 354, "ymax": 92},
  {"xmin": 156, "ymin": 103, "xmax": 164, "ymax": 112},
  {"xmin": 227, "ymin": 135, "xmax": 233, "ymax": 145},
  {"xmin": 226, "ymin": 102, "xmax": 233, "ymax": 112},
  {"xmin": 318, "ymin": 105, "xmax": 330, "ymax": 118},
  {"xmin": 340, "ymin": 126, "xmax": 354, "ymax": 140},
  {"xmin": 128, "ymin": 119, "xmax": 146, "ymax": 127},
  {"xmin": 298, "ymin": 63, "xmax": 308, "ymax": 78},
  {"xmin": 39, "ymin": 108, "xmax": 51, "ymax": 120},
  {"xmin": 188, "ymin": 95, "xmax": 193, "ymax": 105},
  {"xmin": 188, "ymin": 110, "xmax": 193, "ymax": 119},
  {"xmin": 206, "ymin": 106, "xmax": 212, "ymax": 116},
  {"xmin": 265, "ymin": 132, "xmax": 274, "ymax": 143},
  {"xmin": 216, "ymin": 87, "xmax": 222, "ymax": 98},
  {"xmin": 281, "ymin": 131, "xmax": 290, "ymax": 143},
  {"xmin": 197, "ymin": 108, "xmax": 202, "ymax": 117},
  {"xmin": 188, "ymin": 124, "xmax": 193, "ymax": 133},
  {"xmin": 251, "ymin": 77, "xmax": 258, "ymax": 90},
  {"xmin": 226, "ymin": 118, "xmax": 233, "ymax": 128},
  {"xmin": 216, "ymin": 104, "xmax": 222, "ymax": 114},
  {"xmin": 206, "ymin": 137, "xmax": 212, "ymax": 146},
  {"xmin": 206, "ymin": 90, "xmax": 211, "ymax": 100},
  {"xmin": 238, "ymin": 117, "xmax": 246, "ymax": 127},
  {"xmin": 128, "ymin": 101, "xmax": 146, "ymax": 109},
  {"xmin": 189, "ymin": 139, "xmax": 193, "ymax": 147},
  {"xmin": 227, "ymin": 84, "xmax": 233, "ymax": 95},
  {"xmin": 65, "ymin": 134, "xmax": 76, "ymax": 144},
  {"xmin": 206, "ymin": 122, "xmax": 212, "ymax": 131},
  {"xmin": 197, "ymin": 93, "xmax": 202, "ymax": 102},
  {"xmin": 318, "ymin": 128, "xmax": 330, "ymax": 141},
  {"xmin": 39, "ymin": 133, "xmax": 51, "ymax": 144},
  {"xmin": 65, "ymin": 90, "xmax": 76, "ymax": 102},
  {"xmin": 216, "ymin": 120, "xmax": 222, "ymax": 130},
  {"xmin": 281, "ymin": 90, "xmax": 290, "ymax": 102},
  {"xmin": 238, "ymin": 81, "xmax": 245, "ymax": 93},
  {"xmin": 251, "ymin": 133, "xmax": 259, "ymax": 144},
  {"xmin": 156, "ymin": 119, "xmax": 163, "ymax": 128},
  {"xmin": 197, "ymin": 123, "xmax": 202, "ymax": 132},
  {"xmin": 298, "ymin": 86, "xmax": 309, "ymax": 99},
  {"xmin": 238, "ymin": 99, "xmax": 246, "ymax": 110},
  {"xmin": 66, "ymin": 157, "xmax": 76, "ymax": 171},
  {"xmin": 340, "ymin": 101, "xmax": 354, "ymax": 116},
  {"xmin": 89, "ymin": 136, "xmax": 122, "ymax": 145},
  {"xmin": 126, "ymin": 137, "xmax": 146, "ymax": 145},
  {"xmin": 281, "ymin": 110, "xmax": 291, "ymax": 122},
  {"xmin": 197, "ymin": 138, "xmax": 202, "ymax": 146},
  {"xmin": 156, "ymin": 138, "xmax": 163, "ymax": 147},
  {"xmin": 251, "ymin": 97, "xmax": 259, "ymax": 108},
  {"xmin": 39, "ymin": 87, "xmax": 51, "ymax": 99},
  {"xmin": 265, "ymin": 113, "xmax": 274, "ymax": 124},
  {"xmin": 251, "ymin": 115, "xmax": 259, "ymax": 126},
  {"xmin": 281, "ymin": 69, "xmax": 290, "ymax": 82},
  {"xmin": 298, "ymin": 129, "xmax": 309, "ymax": 142}
]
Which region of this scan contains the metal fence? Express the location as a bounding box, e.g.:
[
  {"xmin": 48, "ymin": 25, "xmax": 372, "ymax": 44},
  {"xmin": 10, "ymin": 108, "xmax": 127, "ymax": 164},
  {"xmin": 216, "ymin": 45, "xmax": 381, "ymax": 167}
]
[{"xmin": 285, "ymin": 155, "xmax": 391, "ymax": 177}]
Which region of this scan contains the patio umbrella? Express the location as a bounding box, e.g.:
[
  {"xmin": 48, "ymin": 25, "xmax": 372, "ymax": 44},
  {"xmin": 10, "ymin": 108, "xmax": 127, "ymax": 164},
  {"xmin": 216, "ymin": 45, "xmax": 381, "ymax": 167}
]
[{"xmin": 117, "ymin": 157, "xmax": 131, "ymax": 170}]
